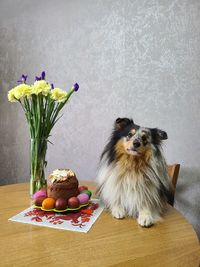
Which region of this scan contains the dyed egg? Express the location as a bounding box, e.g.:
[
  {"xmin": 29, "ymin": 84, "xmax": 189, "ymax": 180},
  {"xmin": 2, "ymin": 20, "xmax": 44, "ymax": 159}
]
[
  {"xmin": 77, "ymin": 193, "xmax": 89, "ymax": 204},
  {"xmin": 80, "ymin": 190, "xmax": 92, "ymax": 198},
  {"xmin": 78, "ymin": 185, "xmax": 88, "ymax": 193},
  {"xmin": 42, "ymin": 197, "xmax": 55, "ymax": 209},
  {"xmin": 55, "ymin": 198, "xmax": 67, "ymax": 210},
  {"xmin": 34, "ymin": 196, "xmax": 46, "ymax": 206},
  {"xmin": 68, "ymin": 197, "xmax": 80, "ymax": 208},
  {"xmin": 32, "ymin": 189, "xmax": 47, "ymax": 200}
]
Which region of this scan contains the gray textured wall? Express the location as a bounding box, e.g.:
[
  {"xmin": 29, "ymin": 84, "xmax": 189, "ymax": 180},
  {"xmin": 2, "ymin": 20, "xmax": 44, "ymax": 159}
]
[{"xmin": 0, "ymin": 0, "xmax": 200, "ymax": 237}]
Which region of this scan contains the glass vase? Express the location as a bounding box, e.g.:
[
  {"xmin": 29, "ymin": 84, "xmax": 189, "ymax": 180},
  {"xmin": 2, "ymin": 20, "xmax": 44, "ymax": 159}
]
[{"xmin": 30, "ymin": 138, "xmax": 48, "ymax": 196}]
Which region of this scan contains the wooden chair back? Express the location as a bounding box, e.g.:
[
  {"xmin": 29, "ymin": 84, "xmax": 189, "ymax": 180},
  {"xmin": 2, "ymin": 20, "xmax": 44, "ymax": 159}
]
[{"xmin": 167, "ymin": 164, "xmax": 180, "ymax": 189}]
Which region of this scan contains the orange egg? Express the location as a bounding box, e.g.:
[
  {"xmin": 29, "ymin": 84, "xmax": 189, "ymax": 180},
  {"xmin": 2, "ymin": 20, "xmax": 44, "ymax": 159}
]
[{"xmin": 42, "ymin": 197, "xmax": 55, "ymax": 209}]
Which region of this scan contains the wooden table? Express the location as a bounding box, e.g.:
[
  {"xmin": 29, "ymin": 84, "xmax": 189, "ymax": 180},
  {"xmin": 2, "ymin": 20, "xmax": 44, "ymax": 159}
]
[{"xmin": 0, "ymin": 182, "xmax": 199, "ymax": 267}]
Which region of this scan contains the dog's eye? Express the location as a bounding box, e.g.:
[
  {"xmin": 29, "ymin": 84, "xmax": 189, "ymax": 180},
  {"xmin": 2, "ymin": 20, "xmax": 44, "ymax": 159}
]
[
  {"xmin": 127, "ymin": 132, "xmax": 133, "ymax": 138},
  {"xmin": 142, "ymin": 135, "xmax": 147, "ymax": 141},
  {"xmin": 141, "ymin": 134, "xmax": 148, "ymax": 145}
]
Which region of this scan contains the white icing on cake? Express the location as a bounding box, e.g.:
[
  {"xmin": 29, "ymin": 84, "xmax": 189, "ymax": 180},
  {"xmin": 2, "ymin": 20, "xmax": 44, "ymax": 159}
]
[{"xmin": 49, "ymin": 169, "xmax": 75, "ymax": 182}]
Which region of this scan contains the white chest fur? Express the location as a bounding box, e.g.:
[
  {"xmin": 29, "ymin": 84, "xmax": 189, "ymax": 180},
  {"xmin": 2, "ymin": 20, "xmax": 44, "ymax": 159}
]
[
  {"xmin": 96, "ymin": 160, "xmax": 163, "ymax": 217},
  {"xmin": 97, "ymin": 162, "xmax": 142, "ymax": 217}
]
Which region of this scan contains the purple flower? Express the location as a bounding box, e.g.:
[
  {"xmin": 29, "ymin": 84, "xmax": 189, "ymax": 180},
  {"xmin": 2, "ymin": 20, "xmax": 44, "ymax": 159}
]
[
  {"xmin": 73, "ymin": 83, "xmax": 79, "ymax": 91},
  {"xmin": 35, "ymin": 71, "xmax": 46, "ymax": 81},
  {"xmin": 41, "ymin": 71, "xmax": 45, "ymax": 80},
  {"xmin": 35, "ymin": 76, "xmax": 41, "ymax": 81},
  {"xmin": 51, "ymin": 83, "xmax": 54, "ymax": 89},
  {"xmin": 17, "ymin": 74, "xmax": 28, "ymax": 84}
]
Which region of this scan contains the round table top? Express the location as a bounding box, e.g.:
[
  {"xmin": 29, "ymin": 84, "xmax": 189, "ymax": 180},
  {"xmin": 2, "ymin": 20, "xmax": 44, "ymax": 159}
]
[{"xmin": 0, "ymin": 182, "xmax": 199, "ymax": 267}]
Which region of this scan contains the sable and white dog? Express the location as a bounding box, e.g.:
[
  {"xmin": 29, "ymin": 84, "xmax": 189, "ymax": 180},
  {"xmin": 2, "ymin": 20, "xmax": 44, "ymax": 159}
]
[{"xmin": 96, "ymin": 118, "xmax": 174, "ymax": 227}]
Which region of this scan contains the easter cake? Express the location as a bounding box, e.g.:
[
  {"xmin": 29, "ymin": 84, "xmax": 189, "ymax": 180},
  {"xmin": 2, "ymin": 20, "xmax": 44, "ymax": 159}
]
[
  {"xmin": 33, "ymin": 168, "xmax": 92, "ymax": 211},
  {"xmin": 47, "ymin": 169, "xmax": 79, "ymax": 201}
]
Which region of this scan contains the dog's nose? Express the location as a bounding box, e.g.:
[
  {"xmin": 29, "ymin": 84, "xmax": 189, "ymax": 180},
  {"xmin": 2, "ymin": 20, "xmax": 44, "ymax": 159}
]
[{"xmin": 133, "ymin": 140, "xmax": 141, "ymax": 148}]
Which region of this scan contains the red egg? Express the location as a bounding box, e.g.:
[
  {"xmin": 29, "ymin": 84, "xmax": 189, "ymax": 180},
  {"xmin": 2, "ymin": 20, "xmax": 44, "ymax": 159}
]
[
  {"xmin": 78, "ymin": 185, "xmax": 88, "ymax": 193},
  {"xmin": 34, "ymin": 196, "xmax": 46, "ymax": 206},
  {"xmin": 68, "ymin": 197, "xmax": 80, "ymax": 208},
  {"xmin": 55, "ymin": 198, "xmax": 67, "ymax": 210}
]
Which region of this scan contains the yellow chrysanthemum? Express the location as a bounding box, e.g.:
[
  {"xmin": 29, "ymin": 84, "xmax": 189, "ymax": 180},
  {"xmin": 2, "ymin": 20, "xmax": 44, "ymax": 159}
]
[
  {"xmin": 8, "ymin": 84, "xmax": 32, "ymax": 102},
  {"xmin": 32, "ymin": 80, "xmax": 51, "ymax": 96},
  {"xmin": 50, "ymin": 88, "xmax": 68, "ymax": 102},
  {"xmin": 8, "ymin": 88, "xmax": 17, "ymax": 102}
]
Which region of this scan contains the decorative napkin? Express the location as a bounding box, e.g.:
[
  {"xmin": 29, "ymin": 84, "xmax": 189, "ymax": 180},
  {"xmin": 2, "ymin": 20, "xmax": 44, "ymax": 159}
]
[{"xmin": 9, "ymin": 199, "xmax": 103, "ymax": 233}]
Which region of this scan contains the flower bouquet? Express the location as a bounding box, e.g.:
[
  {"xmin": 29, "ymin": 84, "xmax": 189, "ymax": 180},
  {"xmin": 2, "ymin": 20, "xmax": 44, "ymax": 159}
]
[{"xmin": 8, "ymin": 71, "xmax": 79, "ymax": 195}]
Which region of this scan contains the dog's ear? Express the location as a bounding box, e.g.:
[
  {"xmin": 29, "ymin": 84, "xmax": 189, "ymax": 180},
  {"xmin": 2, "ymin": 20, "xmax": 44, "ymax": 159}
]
[
  {"xmin": 150, "ymin": 128, "xmax": 168, "ymax": 144},
  {"xmin": 115, "ymin": 118, "xmax": 133, "ymax": 130},
  {"xmin": 157, "ymin": 129, "xmax": 168, "ymax": 140}
]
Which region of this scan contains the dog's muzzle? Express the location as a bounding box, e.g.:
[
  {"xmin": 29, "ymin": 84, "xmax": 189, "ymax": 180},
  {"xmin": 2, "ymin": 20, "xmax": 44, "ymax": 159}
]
[{"xmin": 133, "ymin": 140, "xmax": 141, "ymax": 149}]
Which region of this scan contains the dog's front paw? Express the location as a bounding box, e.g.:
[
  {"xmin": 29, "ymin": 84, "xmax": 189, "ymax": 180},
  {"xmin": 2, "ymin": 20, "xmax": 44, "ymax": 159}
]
[
  {"xmin": 137, "ymin": 212, "xmax": 153, "ymax": 227},
  {"xmin": 111, "ymin": 206, "xmax": 125, "ymax": 219}
]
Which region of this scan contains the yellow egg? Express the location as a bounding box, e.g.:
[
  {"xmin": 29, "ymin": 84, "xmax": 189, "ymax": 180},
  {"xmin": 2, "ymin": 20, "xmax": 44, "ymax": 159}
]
[{"xmin": 42, "ymin": 197, "xmax": 55, "ymax": 209}]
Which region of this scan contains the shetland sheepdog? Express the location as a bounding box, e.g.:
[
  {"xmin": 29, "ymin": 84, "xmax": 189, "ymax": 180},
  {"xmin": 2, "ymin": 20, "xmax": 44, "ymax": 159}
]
[{"xmin": 96, "ymin": 118, "xmax": 174, "ymax": 227}]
